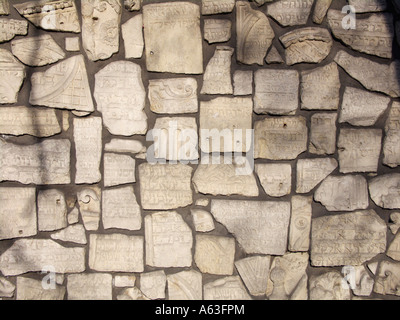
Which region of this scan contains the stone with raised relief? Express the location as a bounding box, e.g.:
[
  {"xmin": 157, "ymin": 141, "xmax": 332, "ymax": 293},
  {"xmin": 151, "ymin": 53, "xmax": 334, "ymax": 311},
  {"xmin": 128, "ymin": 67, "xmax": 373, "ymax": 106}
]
[
  {"xmin": 0, "ymin": 0, "xmax": 8, "ymax": 15},
  {"xmin": 235, "ymin": 256, "xmax": 271, "ymax": 297},
  {"xmin": 296, "ymin": 158, "xmax": 338, "ymax": 194},
  {"xmin": 191, "ymin": 209, "xmax": 215, "ymax": 233},
  {"xmin": 289, "ymin": 196, "xmax": 312, "ymax": 252},
  {"xmin": 143, "ymin": 2, "xmax": 203, "ymax": 74},
  {"xmin": 348, "ymin": 0, "xmax": 387, "ymax": 13},
  {"xmin": 200, "ymin": 97, "xmax": 253, "ymax": 153},
  {"xmin": 95, "ymin": 61, "xmax": 147, "ymax": 136},
  {"xmin": 0, "ymin": 49, "xmax": 25, "ymax": 104},
  {"xmin": 267, "ymin": 0, "xmax": 314, "ymax": 26},
  {"xmin": 338, "ymin": 128, "xmax": 382, "ymax": 173},
  {"xmin": 314, "ymin": 175, "xmax": 369, "ymax": 212},
  {"xmin": 255, "ymin": 163, "xmax": 292, "ymax": 198},
  {"xmin": 117, "ymin": 287, "xmax": 149, "ymax": 300},
  {"xmin": 139, "ymin": 163, "xmax": 193, "ymax": 210},
  {"xmin": 89, "ymin": 234, "xmax": 144, "ymax": 273},
  {"xmin": 102, "ymin": 186, "xmax": 141, "ymax": 231},
  {"xmin": 0, "ymin": 239, "xmax": 85, "ymax": 276},
  {"xmin": 81, "ymin": 0, "xmax": 121, "ymax": 61},
  {"xmin": 16, "ymin": 277, "xmax": 65, "ymax": 300},
  {"xmin": 204, "ymin": 19, "xmax": 231, "ymax": 44},
  {"xmin": 204, "ymin": 276, "xmax": 251, "ymax": 300},
  {"xmin": 0, "ymin": 277, "xmax": 15, "ymax": 298},
  {"xmin": 280, "ymin": 27, "xmax": 332, "ymax": 65},
  {"xmin": 383, "ymin": 102, "xmax": 400, "ymax": 168},
  {"xmin": 313, "ymin": 0, "xmax": 332, "ymax": 24},
  {"xmin": 50, "ymin": 224, "xmax": 87, "ymax": 245},
  {"xmin": 195, "ymin": 235, "xmax": 235, "ymax": 275},
  {"xmin": 0, "ymin": 139, "xmax": 70, "ymax": 185},
  {"xmin": 122, "ymin": 14, "xmax": 143, "ymax": 59},
  {"xmin": 104, "ymin": 153, "xmax": 136, "ymax": 187},
  {"xmin": 145, "ymin": 211, "xmax": 192, "ymax": 268},
  {"xmin": 0, "ymin": 19, "xmax": 27, "ymax": 43},
  {"xmin": 254, "ymin": 69, "xmax": 299, "ymax": 115},
  {"xmin": 201, "ymin": 46, "xmax": 234, "ymax": 95},
  {"xmin": 202, "ymin": 0, "xmax": 235, "ymax": 15},
  {"xmin": 29, "ymin": 55, "xmax": 94, "ymax": 113},
  {"xmin": 77, "ymin": 187, "xmax": 101, "ymax": 231},
  {"xmin": 233, "ymin": 71, "xmax": 252, "ymax": 96},
  {"xmin": 236, "ymin": 1, "xmax": 274, "ymax": 65},
  {"xmin": 0, "ymin": 188, "xmax": 36, "ymax": 240},
  {"xmin": 211, "ymin": 200, "xmax": 291, "ymax": 255},
  {"xmin": 387, "ymin": 232, "xmax": 400, "ymax": 261},
  {"xmin": 38, "ymin": 189, "xmax": 67, "ymax": 232},
  {"xmin": 67, "ymin": 273, "xmax": 112, "ymax": 300},
  {"xmin": 374, "ymin": 261, "xmax": 400, "ymax": 296},
  {"xmin": 14, "ymin": 0, "xmax": 80, "ymax": 33},
  {"xmin": 311, "ymin": 210, "xmax": 386, "ymax": 266},
  {"xmin": 105, "ymin": 139, "xmax": 145, "ymax": 154},
  {"xmin": 114, "ymin": 275, "xmax": 136, "ymax": 288},
  {"xmin": 167, "ymin": 270, "xmax": 203, "ymax": 300},
  {"xmin": 369, "ymin": 174, "xmax": 400, "ymax": 209},
  {"xmin": 309, "ymin": 113, "xmax": 337, "ymax": 155},
  {"xmin": 309, "ymin": 272, "xmax": 351, "ymax": 300},
  {"xmin": 265, "ymin": 45, "xmax": 284, "ymax": 64},
  {"xmin": 140, "ymin": 271, "xmax": 166, "ymax": 300},
  {"xmin": 124, "ymin": 0, "xmax": 141, "ymax": 11},
  {"xmin": 255, "ymin": 116, "xmax": 308, "ymax": 160},
  {"xmin": 328, "ymin": 10, "xmax": 393, "ymax": 59}
]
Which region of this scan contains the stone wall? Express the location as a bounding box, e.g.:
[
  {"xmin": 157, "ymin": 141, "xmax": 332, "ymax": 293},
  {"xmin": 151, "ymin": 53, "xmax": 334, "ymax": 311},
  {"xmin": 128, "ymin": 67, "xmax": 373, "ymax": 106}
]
[{"xmin": 0, "ymin": 0, "xmax": 400, "ymax": 300}]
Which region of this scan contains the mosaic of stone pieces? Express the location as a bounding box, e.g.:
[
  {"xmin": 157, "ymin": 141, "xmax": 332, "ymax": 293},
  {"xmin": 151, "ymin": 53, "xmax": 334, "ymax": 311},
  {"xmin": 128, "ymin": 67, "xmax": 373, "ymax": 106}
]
[{"xmin": 1, "ymin": 0, "xmax": 400, "ymax": 301}]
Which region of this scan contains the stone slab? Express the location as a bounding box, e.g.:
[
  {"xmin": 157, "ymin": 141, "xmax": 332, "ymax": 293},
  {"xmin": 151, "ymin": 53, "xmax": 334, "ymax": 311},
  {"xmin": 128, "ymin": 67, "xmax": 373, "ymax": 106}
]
[
  {"xmin": 309, "ymin": 113, "xmax": 337, "ymax": 155},
  {"xmin": 204, "ymin": 19, "xmax": 231, "ymax": 44},
  {"xmin": 0, "ymin": 18, "xmax": 27, "ymax": 43},
  {"xmin": 104, "ymin": 153, "xmax": 136, "ymax": 187},
  {"xmin": 289, "ymin": 196, "xmax": 312, "ymax": 252},
  {"xmin": 38, "ymin": 189, "xmax": 67, "ymax": 232},
  {"xmin": 0, "ymin": 48, "xmax": 25, "ymax": 104},
  {"xmin": 122, "ymin": 14, "xmax": 144, "ymax": 59},
  {"xmin": 67, "ymin": 273, "xmax": 112, "ymax": 300}
]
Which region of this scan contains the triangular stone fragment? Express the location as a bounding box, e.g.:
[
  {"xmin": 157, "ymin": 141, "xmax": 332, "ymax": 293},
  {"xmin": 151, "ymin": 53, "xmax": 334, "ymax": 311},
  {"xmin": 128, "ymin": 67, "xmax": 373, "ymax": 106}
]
[
  {"xmin": 387, "ymin": 232, "xmax": 400, "ymax": 261},
  {"xmin": 296, "ymin": 158, "xmax": 338, "ymax": 193},
  {"xmin": 235, "ymin": 256, "xmax": 271, "ymax": 296},
  {"xmin": 265, "ymin": 46, "xmax": 284, "ymax": 64}
]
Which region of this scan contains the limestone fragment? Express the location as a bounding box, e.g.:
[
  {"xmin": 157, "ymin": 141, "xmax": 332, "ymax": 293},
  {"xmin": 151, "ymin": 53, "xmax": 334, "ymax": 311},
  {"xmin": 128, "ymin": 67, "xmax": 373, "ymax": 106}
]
[
  {"xmin": 267, "ymin": 0, "xmax": 314, "ymax": 26},
  {"xmin": 309, "ymin": 113, "xmax": 337, "ymax": 155},
  {"xmin": 347, "ymin": 266, "xmax": 375, "ymax": 297},
  {"xmin": 0, "ymin": 18, "xmax": 27, "ymax": 43},
  {"xmin": 114, "ymin": 275, "xmax": 136, "ymax": 288},
  {"xmin": 374, "ymin": 261, "xmax": 400, "ymax": 296},
  {"xmin": 167, "ymin": 270, "xmax": 203, "ymax": 300},
  {"xmin": 104, "ymin": 153, "xmax": 136, "ymax": 187},
  {"xmin": 140, "ymin": 271, "xmax": 166, "ymax": 300},
  {"xmin": 16, "ymin": 277, "xmax": 65, "ymax": 300},
  {"xmin": 383, "ymin": 102, "xmax": 400, "ymax": 168},
  {"xmin": 311, "ymin": 210, "xmax": 386, "ymax": 266},
  {"xmin": 38, "ymin": 189, "xmax": 67, "ymax": 232},
  {"xmin": 0, "ymin": 239, "xmax": 85, "ymax": 276},
  {"xmin": 195, "ymin": 198, "xmax": 209, "ymax": 207},
  {"xmin": 236, "ymin": 1, "xmax": 274, "ymax": 65},
  {"xmin": 67, "ymin": 207, "xmax": 79, "ymax": 225},
  {"xmin": 145, "ymin": 211, "xmax": 192, "ymax": 268},
  {"xmin": 0, "ymin": 277, "xmax": 15, "ymax": 298},
  {"xmin": 191, "ymin": 209, "xmax": 215, "ymax": 233},
  {"xmin": 309, "ymin": 272, "xmax": 351, "ymax": 300},
  {"xmin": 233, "ymin": 71, "xmax": 253, "ymax": 96},
  {"xmin": 348, "ymin": 0, "xmax": 388, "ymax": 13},
  {"xmin": 143, "ymin": 2, "xmax": 203, "ymax": 74},
  {"xmin": 313, "ymin": 0, "xmax": 332, "ymax": 24},
  {"xmin": 117, "ymin": 287, "xmax": 149, "ymax": 300},
  {"xmin": 369, "ymin": 174, "xmax": 400, "ymax": 209},
  {"xmin": 105, "ymin": 139, "xmax": 145, "ymax": 154},
  {"xmin": 50, "ymin": 224, "xmax": 87, "ymax": 245},
  {"xmin": 201, "ymin": 0, "xmax": 235, "ymax": 15},
  {"xmin": 255, "ymin": 163, "xmax": 292, "ymax": 197},
  {"xmin": 77, "ymin": 187, "xmax": 101, "ymax": 231},
  {"xmin": 211, "ymin": 200, "xmax": 291, "ymax": 255},
  {"xmin": 0, "ymin": 0, "xmax": 8, "ymax": 15},
  {"xmin": 124, "ymin": 0, "xmax": 141, "ymax": 11},
  {"xmin": 67, "ymin": 274, "xmax": 112, "ymax": 300},
  {"xmin": 81, "ymin": 0, "xmax": 121, "ymax": 61},
  {"xmin": 314, "ymin": 175, "xmax": 369, "ymax": 212},
  {"xmin": 203, "ymin": 276, "xmax": 251, "ymax": 300},
  {"xmin": 204, "ymin": 19, "xmax": 231, "ymax": 44},
  {"xmin": 390, "ymin": 212, "xmax": 400, "ymax": 235},
  {"xmin": 122, "ymin": 15, "xmax": 144, "ymax": 59},
  {"xmin": 65, "ymin": 37, "xmax": 79, "ymax": 52},
  {"xmin": 388, "ymin": 233, "xmax": 400, "ymax": 261},
  {"xmin": 201, "ymin": 46, "xmax": 234, "ymax": 95},
  {"xmin": 289, "ymin": 196, "xmax": 312, "ymax": 252},
  {"xmin": 265, "ymin": 46, "xmax": 284, "ymax": 64},
  {"xmin": 0, "ymin": 49, "xmax": 25, "ymax": 104}
]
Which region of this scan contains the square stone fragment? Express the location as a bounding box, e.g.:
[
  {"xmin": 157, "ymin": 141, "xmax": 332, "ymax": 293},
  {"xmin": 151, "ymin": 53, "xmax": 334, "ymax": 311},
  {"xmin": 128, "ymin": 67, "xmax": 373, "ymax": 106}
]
[
  {"xmin": 67, "ymin": 273, "xmax": 112, "ymax": 300},
  {"xmin": 104, "ymin": 153, "xmax": 136, "ymax": 187},
  {"xmin": 140, "ymin": 271, "xmax": 166, "ymax": 300},
  {"xmin": 255, "ymin": 163, "xmax": 292, "ymax": 197},
  {"xmin": 234, "ymin": 70, "xmax": 253, "ymax": 96},
  {"xmin": 65, "ymin": 37, "xmax": 80, "ymax": 52},
  {"xmin": 167, "ymin": 270, "xmax": 203, "ymax": 300}
]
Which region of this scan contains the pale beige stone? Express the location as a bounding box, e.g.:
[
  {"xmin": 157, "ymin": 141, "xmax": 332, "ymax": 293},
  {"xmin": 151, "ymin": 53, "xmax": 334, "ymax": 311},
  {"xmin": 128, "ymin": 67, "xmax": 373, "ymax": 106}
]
[
  {"xmin": 202, "ymin": 0, "xmax": 235, "ymax": 15},
  {"xmin": 235, "ymin": 256, "xmax": 271, "ymax": 296},
  {"xmin": 383, "ymin": 102, "xmax": 400, "ymax": 168},
  {"xmin": 369, "ymin": 174, "xmax": 400, "ymax": 209},
  {"xmin": 122, "ymin": 15, "xmax": 143, "ymax": 59},
  {"xmin": 195, "ymin": 198, "xmax": 209, "ymax": 207},
  {"xmin": 388, "ymin": 233, "xmax": 400, "ymax": 261},
  {"xmin": 105, "ymin": 139, "xmax": 145, "ymax": 154},
  {"xmin": 390, "ymin": 212, "xmax": 400, "ymax": 235},
  {"xmin": 38, "ymin": 189, "xmax": 67, "ymax": 232},
  {"xmin": 265, "ymin": 45, "xmax": 284, "ymax": 64},
  {"xmin": 374, "ymin": 261, "xmax": 400, "ymax": 296},
  {"xmin": 349, "ymin": 266, "xmax": 375, "ymax": 297},
  {"xmin": 0, "ymin": 18, "xmax": 27, "ymax": 43},
  {"xmin": 50, "ymin": 224, "xmax": 87, "ymax": 245},
  {"xmin": 65, "ymin": 37, "xmax": 80, "ymax": 52},
  {"xmin": 167, "ymin": 270, "xmax": 203, "ymax": 300},
  {"xmin": 267, "ymin": 0, "xmax": 314, "ymax": 26},
  {"xmin": 349, "ymin": 0, "xmax": 387, "ymax": 12},
  {"xmin": 117, "ymin": 287, "xmax": 149, "ymax": 300},
  {"xmin": 140, "ymin": 271, "xmax": 166, "ymax": 300},
  {"xmin": 0, "ymin": 277, "xmax": 15, "ymax": 298},
  {"xmin": 255, "ymin": 163, "xmax": 292, "ymax": 197},
  {"xmin": 204, "ymin": 19, "xmax": 231, "ymax": 44},
  {"xmin": 309, "ymin": 113, "xmax": 337, "ymax": 155},
  {"xmin": 114, "ymin": 275, "xmax": 136, "ymax": 288},
  {"xmin": 313, "ymin": 0, "xmax": 332, "ymax": 24},
  {"xmin": 191, "ymin": 209, "xmax": 215, "ymax": 233},
  {"xmin": 289, "ymin": 196, "xmax": 312, "ymax": 252},
  {"xmin": 0, "ymin": 0, "xmax": 8, "ymax": 15},
  {"xmin": 233, "ymin": 70, "xmax": 253, "ymax": 96},
  {"xmin": 67, "ymin": 207, "xmax": 79, "ymax": 225},
  {"xmin": 124, "ymin": 0, "xmax": 141, "ymax": 11},
  {"xmin": 104, "ymin": 153, "xmax": 136, "ymax": 187},
  {"xmin": 0, "ymin": 49, "xmax": 25, "ymax": 104},
  {"xmin": 310, "ymin": 272, "xmax": 351, "ymax": 300},
  {"xmin": 203, "ymin": 276, "xmax": 251, "ymax": 300},
  {"xmin": 16, "ymin": 277, "xmax": 65, "ymax": 300},
  {"xmin": 67, "ymin": 273, "xmax": 112, "ymax": 300},
  {"xmin": 77, "ymin": 187, "xmax": 101, "ymax": 231}
]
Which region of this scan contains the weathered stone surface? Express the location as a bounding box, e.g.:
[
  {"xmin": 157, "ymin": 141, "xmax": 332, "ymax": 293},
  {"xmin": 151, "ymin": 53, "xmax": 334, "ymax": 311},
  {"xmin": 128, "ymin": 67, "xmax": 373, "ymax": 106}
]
[
  {"xmin": 50, "ymin": 224, "xmax": 87, "ymax": 245},
  {"xmin": 74, "ymin": 117, "xmax": 102, "ymax": 185},
  {"xmin": 202, "ymin": 0, "xmax": 235, "ymax": 15},
  {"xmin": 67, "ymin": 273, "xmax": 112, "ymax": 300},
  {"xmin": 267, "ymin": 0, "xmax": 314, "ymax": 26},
  {"xmin": 16, "ymin": 277, "xmax": 65, "ymax": 300},
  {"xmin": 300, "ymin": 62, "xmax": 340, "ymax": 110},
  {"xmin": 253, "ymin": 0, "xmax": 273, "ymax": 6},
  {"xmin": 235, "ymin": 256, "xmax": 271, "ymax": 297},
  {"xmin": 204, "ymin": 19, "xmax": 231, "ymax": 44},
  {"xmin": 114, "ymin": 275, "xmax": 136, "ymax": 288},
  {"xmin": 81, "ymin": 0, "xmax": 121, "ymax": 61},
  {"xmin": 390, "ymin": 212, "xmax": 400, "ymax": 235},
  {"xmin": 102, "ymin": 186, "xmax": 141, "ymax": 231},
  {"xmin": 122, "ymin": 15, "xmax": 143, "ymax": 59},
  {"xmin": 374, "ymin": 261, "xmax": 400, "ymax": 296},
  {"xmin": 148, "ymin": 77, "xmax": 198, "ymax": 114},
  {"xmin": 145, "ymin": 211, "xmax": 192, "ymax": 268},
  {"xmin": 383, "ymin": 102, "xmax": 400, "ymax": 168},
  {"xmin": 309, "ymin": 113, "xmax": 337, "ymax": 155},
  {"xmin": 14, "ymin": 0, "xmax": 80, "ymax": 33},
  {"xmin": 0, "ymin": 18, "xmax": 27, "ymax": 43},
  {"xmin": 67, "ymin": 207, "xmax": 79, "ymax": 225},
  {"xmin": 201, "ymin": 46, "xmax": 234, "ymax": 95},
  {"xmin": 65, "ymin": 37, "xmax": 79, "ymax": 52},
  {"xmin": 167, "ymin": 270, "xmax": 203, "ymax": 300},
  {"xmin": 104, "ymin": 153, "xmax": 136, "ymax": 187},
  {"xmin": 200, "ymin": 97, "xmax": 253, "ymax": 153},
  {"xmin": 311, "ymin": 210, "xmax": 386, "ymax": 266},
  {"xmin": 388, "ymin": 232, "xmax": 400, "ymax": 261},
  {"xmin": 349, "ymin": 266, "xmax": 375, "ymax": 297},
  {"xmin": 38, "ymin": 189, "xmax": 67, "ymax": 232},
  {"xmin": 289, "ymin": 196, "xmax": 312, "ymax": 252},
  {"xmin": 77, "ymin": 187, "xmax": 101, "ymax": 231},
  {"xmin": 139, "ymin": 163, "xmax": 193, "ymax": 210},
  {"xmin": 0, "ymin": 239, "xmax": 85, "ymax": 276},
  {"xmin": 191, "ymin": 209, "xmax": 215, "ymax": 233},
  {"xmin": 280, "ymin": 27, "xmax": 333, "ymax": 65},
  {"xmin": 236, "ymin": 1, "xmax": 274, "ymax": 65},
  {"xmin": 254, "ymin": 69, "xmax": 299, "ymax": 115},
  {"xmin": 0, "ymin": 276, "xmax": 15, "ymax": 298},
  {"xmin": 124, "ymin": 0, "xmax": 141, "ymax": 11},
  {"xmin": 309, "ymin": 272, "xmax": 351, "ymax": 300},
  {"xmin": 95, "ymin": 61, "xmax": 147, "ymax": 136},
  {"xmin": 0, "ymin": 139, "xmax": 70, "ymax": 185},
  {"xmin": 254, "ymin": 116, "xmax": 308, "ymax": 160},
  {"xmin": 296, "ymin": 158, "xmax": 338, "ymax": 194},
  {"xmin": 89, "ymin": 233, "xmax": 144, "ymax": 272},
  {"xmin": 338, "ymin": 128, "xmax": 382, "ymax": 173},
  {"xmin": 314, "ymin": 175, "xmax": 369, "ymax": 212},
  {"xmin": 348, "ymin": 0, "xmax": 387, "ymax": 13},
  {"xmin": 0, "ymin": 0, "xmax": 8, "ymax": 15},
  {"xmin": 203, "ymin": 276, "xmax": 251, "ymax": 300},
  {"xmin": 0, "ymin": 49, "xmax": 25, "ymax": 104},
  {"xmin": 143, "ymin": 2, "xmax": 203, "ymax": 74},
  {"xmin": 105, "ymin": 139, "xmax": 145, "ymax": 154},
  {"xmin": 194, "ymin": 235, "xmax": 235, "ymax": 275},
  {"xmin": 233, "ymin": 70, "xmax": 252, "ymax": 96},
  {"xmin": 211, "ymin": 200, "xmax": 291, "ymax": 255},
  {"xmin": 313, "ymin": 0, "xmax": 332, "ymax": 24},
  {"xmin": 265, "ymin": 45, "xmax": 284, "ymax": 64},
  {"xmin": 369, "ymin": 174, "xmax": 400, "ymax": 209},
  {"xmin": 328, "ymin": 10, "xmax": 393, "ymax": 59},
  {"xmin": 195, "ymin": 198, "xmax": 209, "ymax": 207},
  {"xmin": 0, "ymin": 188, "xmax": 36, "ymax": 240},
  {"xmin": 140, "ymin": 271, "xmax": 166, "ymax": 300},
  {"xmin": 255, "ymin": 163, "xmax": 292, "ymax": 197},
  {"xmin": 117, "ymin": 287, "xmax": 149, "ymax": 300},
  {"xmin": 29, "ymin": 55, "xmax": 94, "ymax": 112}
]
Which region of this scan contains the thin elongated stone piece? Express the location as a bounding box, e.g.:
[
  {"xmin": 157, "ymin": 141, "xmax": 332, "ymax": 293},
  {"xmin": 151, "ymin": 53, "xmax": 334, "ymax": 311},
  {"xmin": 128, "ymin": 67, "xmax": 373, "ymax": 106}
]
[
  {"xmin": 122, "ymin": 14, "xmax": 144, "ymax": 59},
  {"xmin": 384, "ymin": 101, "xmax": 400, "ymax": 167},
  {"xmin": 309, "ymin": 113, "xmax": 337, "ymax": 155},
  {"xmin": 0, "ymin": 48, "xmax": 25, "ymax": 104},
  {"xmin": 313, "ymin": 0, "xmax": 332, "ymax": 24},
  {"xmin": 38, "ymin": 189, "xmax": 67, "ymax": 232},
  {"xmin": 289, "ymin": 196, "xmax": 312, "ymax": 252}
]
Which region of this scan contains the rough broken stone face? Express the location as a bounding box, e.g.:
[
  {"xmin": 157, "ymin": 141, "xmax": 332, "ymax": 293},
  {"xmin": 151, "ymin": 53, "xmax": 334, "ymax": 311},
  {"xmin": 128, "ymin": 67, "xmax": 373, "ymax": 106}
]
[
  {"xmin": 105, "ymin": 139, "xmax": 145, "ymax": 154},
  {"xmin": 95, "ymin": 61, "xmax": 147, "ymax": 136},
  {"xmin": 311, "ymin": 210, "xmax": 387, "ymax": 266},
  {"xmin": 254, "ymin": 116, "xmax": 308, "ymax": 160},
  {"xmin": 122, "ymin": 14, "xmax": 143, "ymax": 59},
  {"xmin": 38, "ymin": 189, "xmax": 67, "ymax": 232},
  {"xmin": 201, "ymin": 46, "xmax": 234, "ymax": 95},
  {"xmin": 204, "ymin": 19, "xmax": 231, "ymax": 44},
  {"xmin": 202, "ymin": 0, "xmax": 235, "ymax": 15},
  {"xmin": 235, "ymin": 256, "xmax": 271, "ymax": 296},
  {"xmin": 255, "ymin": 163, "xmax": 292, "ymax": 197},
  {"xmin": 67, "ymin": 273, "xmax": 112, "ymax": 300},
  {"xmin": 65, "ymin": 37, "xmax": 80, "ymax": 52},
  {"xmin": 143, "ymin": 2, "xmax": 203, "ymax": 74},
  {"xmin": 124, "ymin": 0, "xmax": 141, "ymax": 11},
  {"xmin": 203, "ymin": 276, "xmax": 251, "ymax": 300},
  {"xmin": 265, "ymin": 45, "xmax": 284, "ymax": 64},
  {"xmin": 0, "ymin": 276, "xmax": 15, "ymax": 298},
  {"xmin": 314, "ymin": 175, "xmax": 369, "ymax": 212},
  {"xmin": 16, "ymin": 277, "xmax": 65, "ymax": 300},
  {"xmin": 211, "ymin": 200, "xmax": 291, "ymax": 255},
  {"xmin": 191, "ymin": 209, "xmax": 215, "ymax": 233},
  {"xmin": 374, "ymin": 261, "xmax": 400, "ymax": 296},
  {"xmin": 117, "ymin": 287, "xmax": 149, "ymax": 300},
  {"xmin": 0, "ymin": 139, "xmax": 71, "ymax": 185},
  {"xmin": 388, "ymin": 232, "xmax": 400, "ymax": 261},
  {"xmin": 254, "ymin": 69, "xmax": 299, "ymax": 115},
  {"xmin": 313, "ymin": 0, "xmax": 332, "ymax": 24},
  {"xmin": 140, "ymin": 271, "xmax": 166, "ymax": 300},
  {"xmin": 328, "ymin": 10, "xmax": 393, "ymax": 59},
  {"xmin": 369, "ymin": 174, "xmax": 400, "ymax": 209},
  {"xmin": 0, "ymin": 18, "xmax": 27, "ymax": 43},
  {"xmin": 309, "ymin": 113, "xmax": 337, "ymax": 155},
  {"xmin": 289, "ymin": 196, "xmax": 312, "ymax": 252},
  {"xmin": 383, "ymin": 101, "xmax": 400, "ymax": 168},
  {"xmin": 78, "ymin": 187, "xmax": 101, "ymax": 231},
  {"xmin": 167, "ymin": 270, "xmax": 203, "ymax": 300},
  {"xmin": 349, "ymin": 266, "xmax": 375, "ymax": 297},
  {"xmin": 267, "ymin": 0, "xmax": 314, "ymax": 26},
  {"xmin": 236, "ymin": 1, "xmax": 274, "ymax": 65},
  {"xmin": 280, "ymin": 27, "xmax": 333, "ymax": 65},
  {"xmin": 309, "ymin": 272, "xmax": 351, "ymax": 300},
  {"xmin": 104, "ymin": 153, "xmax": 136, "ymax": 187},
  {"xmin": 0, "ymin": 48, "xmax": 25, "ymax": 104},
  {"xmin": 348, "ymin": 0, "xmax": 388, "ymax": 13},
  {"xmin": 0, "ymin": 0, "xmax": 8, "ymax": 15},
  {"xmin": 233, "ymin": 70, "xmax": 252, "ymax": 96},
  {"xmin": 50, "ymin": 224, "xmax": 87, "ymax": 245},
  {"xmin": 145, "ymin": 211, "xmax": 193, "ymax": 268},
  {"xmin": 114, "ymin": 275, "xmax": 136, "ymax": 288}
]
